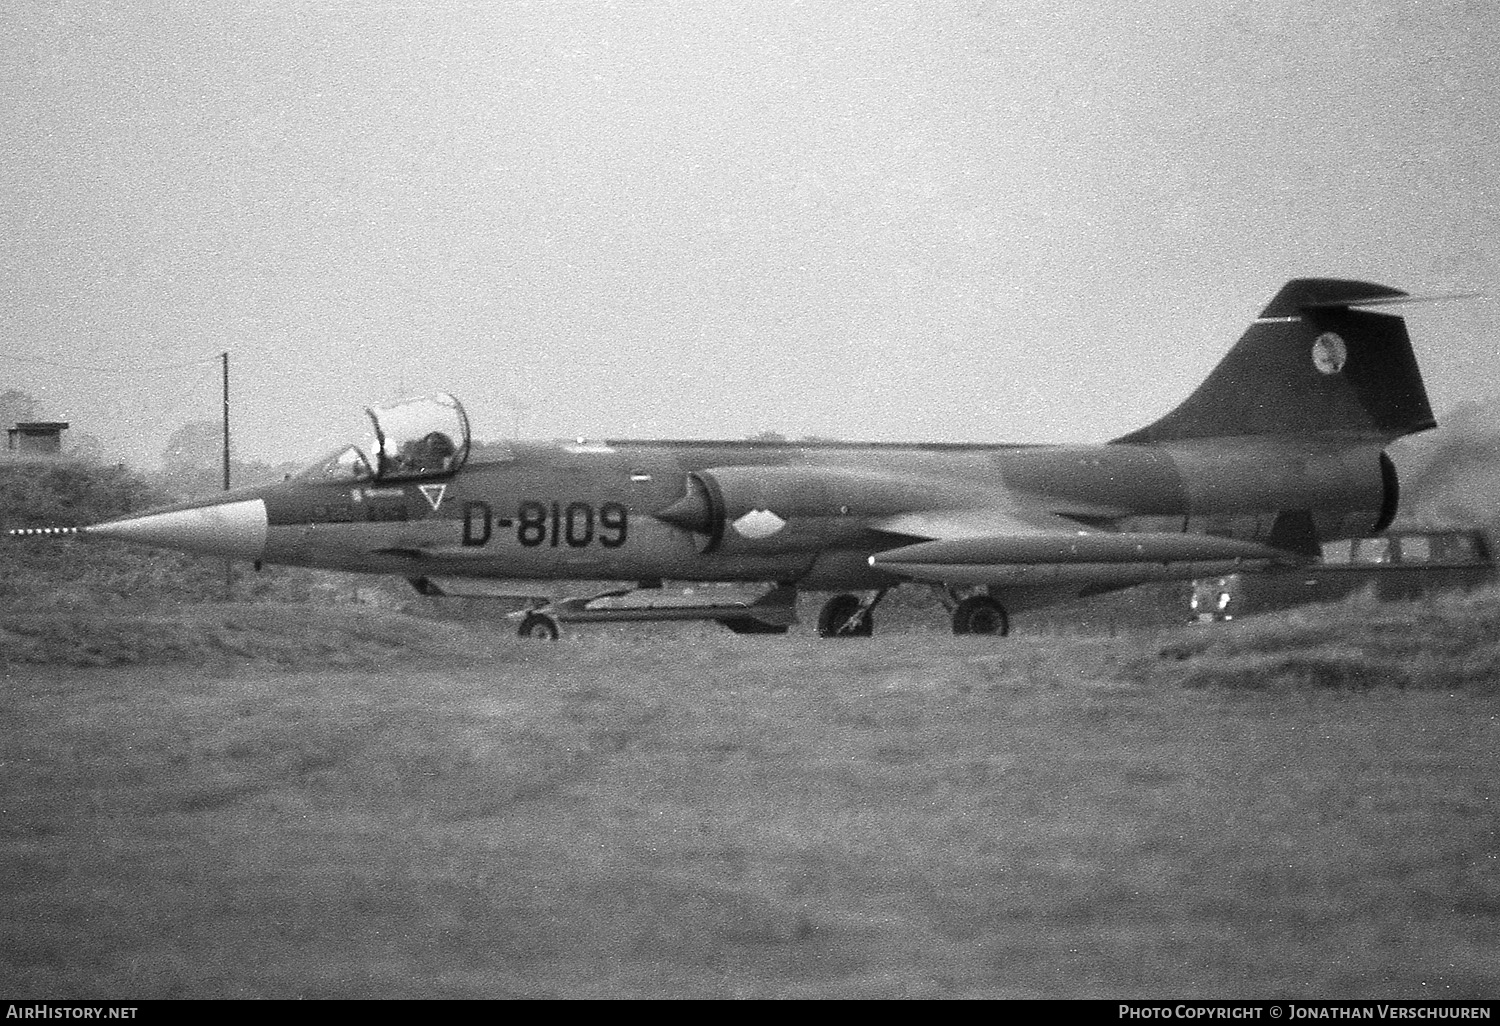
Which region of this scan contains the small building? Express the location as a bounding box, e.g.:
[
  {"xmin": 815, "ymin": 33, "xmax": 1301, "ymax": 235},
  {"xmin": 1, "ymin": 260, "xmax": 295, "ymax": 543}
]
[{"xmin": 7, "ymin": 422, "xmax": 69, "ymax": 454}]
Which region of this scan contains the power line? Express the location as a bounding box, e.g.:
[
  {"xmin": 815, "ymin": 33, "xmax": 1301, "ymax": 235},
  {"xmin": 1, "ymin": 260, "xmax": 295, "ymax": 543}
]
[{"xmin": 0, "ymin": 352, "xmax": 222, "ymax": 374}]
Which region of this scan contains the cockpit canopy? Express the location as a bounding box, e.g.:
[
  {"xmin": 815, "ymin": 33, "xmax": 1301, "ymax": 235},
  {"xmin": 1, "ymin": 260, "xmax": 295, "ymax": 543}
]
[
  {"xmin": 371, "ymin": 393, "xmax": 471, "ymax": 480},
  {"xmin": 296, "ymin": 393, "xmax": 471, "ymax": 484}
]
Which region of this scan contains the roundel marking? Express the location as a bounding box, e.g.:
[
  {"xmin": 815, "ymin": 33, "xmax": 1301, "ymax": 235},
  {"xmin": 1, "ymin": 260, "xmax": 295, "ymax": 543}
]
[
  {"xmin": 1312, "ymin": 332, "xmax": 1347, "ymax": 375},
  {"xmin": 732, "ymin": 508, "xmax": 787, "ymax": 539}
]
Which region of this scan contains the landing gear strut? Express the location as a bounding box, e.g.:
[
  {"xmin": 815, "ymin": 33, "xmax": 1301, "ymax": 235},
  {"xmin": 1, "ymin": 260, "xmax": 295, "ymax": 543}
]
[
  {"xmin": 951, "ymin": 596, "xmax": 1008, "ymax": 636},
  {"xmin": 517, "ymin": 611, "xmax": 561, "ymax": 640},
  {"xmin": 817, "ymin": 589, "xmax": 887, "ymax": 638}
]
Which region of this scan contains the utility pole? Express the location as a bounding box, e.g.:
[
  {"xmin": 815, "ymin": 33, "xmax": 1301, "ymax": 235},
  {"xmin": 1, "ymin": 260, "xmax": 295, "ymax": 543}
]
[
  {"xmin": 222, "ymin": 352, "xmax": 230, "ymax": 492},
  {"xmin": 222, "ymin": 352, "xmax": 232, "ymax": 598}
]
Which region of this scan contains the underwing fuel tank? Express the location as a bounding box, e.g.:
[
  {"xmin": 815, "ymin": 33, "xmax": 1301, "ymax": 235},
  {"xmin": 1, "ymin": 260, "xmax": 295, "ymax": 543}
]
[
  {"xmin": 869, "ymin": 531, "xmax": 1299, "ymax": 587},
  {"xmin": 875, "ymin": 533, "xmax": 1293, "ymax": 566}
]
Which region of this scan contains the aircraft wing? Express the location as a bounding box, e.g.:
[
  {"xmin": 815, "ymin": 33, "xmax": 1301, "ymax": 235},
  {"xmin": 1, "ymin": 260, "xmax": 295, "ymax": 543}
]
[
  {"xmin": 872, "ymin": 505, "xmax": 1080, "ymax": 542},
  {"xmin": 374, "ymin": 545, "xmax": 490, "ymax": 561}
]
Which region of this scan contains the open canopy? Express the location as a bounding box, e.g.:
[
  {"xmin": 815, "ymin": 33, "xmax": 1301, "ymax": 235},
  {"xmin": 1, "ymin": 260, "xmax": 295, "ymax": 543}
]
[{"xmin": 295, "ymin": 393, "xmax": 471, "ymax": 484}]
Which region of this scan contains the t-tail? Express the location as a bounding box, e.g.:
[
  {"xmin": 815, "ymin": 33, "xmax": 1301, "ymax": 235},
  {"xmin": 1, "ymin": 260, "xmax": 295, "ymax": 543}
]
[{"xmin": 1114, "ymin": 278, "xmax": 1438, "ymax": 445}]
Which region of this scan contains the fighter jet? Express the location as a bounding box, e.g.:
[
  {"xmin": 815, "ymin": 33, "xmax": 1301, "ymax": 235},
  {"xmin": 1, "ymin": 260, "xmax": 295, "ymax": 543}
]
[{"xmin": 28, "ymin": 278, "xmax": 1442, "ymax": 639}]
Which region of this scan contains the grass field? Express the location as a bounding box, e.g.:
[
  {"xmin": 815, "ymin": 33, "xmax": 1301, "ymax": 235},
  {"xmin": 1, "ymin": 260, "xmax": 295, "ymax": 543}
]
[{"xmin": 2, "ymin": 593, "xmax": 1498, "ymax": 998}]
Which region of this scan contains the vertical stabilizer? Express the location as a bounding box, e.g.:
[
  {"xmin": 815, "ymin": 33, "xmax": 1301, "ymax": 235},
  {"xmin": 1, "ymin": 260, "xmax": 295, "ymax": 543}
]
[{"xmin": 1114, "ymin": 279, "xmax": 1436, "ymax": 444}]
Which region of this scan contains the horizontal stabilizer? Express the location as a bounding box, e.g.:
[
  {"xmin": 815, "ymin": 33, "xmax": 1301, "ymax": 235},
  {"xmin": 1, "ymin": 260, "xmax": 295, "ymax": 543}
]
[{"xmin": 1298, "ymin": 291, "xmax": 1482, "ymax": 310}]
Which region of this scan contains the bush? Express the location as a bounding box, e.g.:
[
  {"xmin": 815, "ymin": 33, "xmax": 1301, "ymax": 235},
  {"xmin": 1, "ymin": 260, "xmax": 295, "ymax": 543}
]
[
  {"xmin": 0, "ymin": 461, "xmax": 163, "ymax": 530},
  {"xmin": 0, "ymin": 460, "xmax": 444, "ymax": 613}
]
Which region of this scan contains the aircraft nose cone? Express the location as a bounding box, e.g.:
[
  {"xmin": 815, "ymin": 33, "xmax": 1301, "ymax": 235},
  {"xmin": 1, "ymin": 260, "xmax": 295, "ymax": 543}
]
[{"xmin": 86, "ymin": 498, "xmax": 269, "ymax": 559}]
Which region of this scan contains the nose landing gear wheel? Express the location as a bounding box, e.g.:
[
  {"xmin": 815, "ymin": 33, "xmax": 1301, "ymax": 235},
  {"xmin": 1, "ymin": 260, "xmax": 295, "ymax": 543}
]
[
  {"xmin": 517, "ymin": 612, "xmax": 561, "ymax": 640},
  {"xmin": 817, "ymin": 593, "xmax": 873, "ymax": 638},
  {"xmin": 952, "ymin": 596, "xmax": 1008, "ymax": 636}
]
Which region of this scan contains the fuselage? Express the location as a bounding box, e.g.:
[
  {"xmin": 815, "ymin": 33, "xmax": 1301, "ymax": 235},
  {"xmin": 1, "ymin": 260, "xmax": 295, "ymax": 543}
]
[
  {"xmin": 165, "ymin": 433, "xmax": 1393, "ymax": 594},
  {"xmin": 53, "ymin": 280, "xmax": 1443, "ymax": 635}
]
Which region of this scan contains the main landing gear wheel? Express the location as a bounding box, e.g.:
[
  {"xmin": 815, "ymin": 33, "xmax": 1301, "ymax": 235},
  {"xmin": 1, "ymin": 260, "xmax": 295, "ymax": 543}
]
[
  {"xmin": 817, "ymin": 593, "xmax": 873, "ymax": 638},
  {"xmin": 952, "ymin": 596, "xmax": 1009, "ymax": 636},
  {"xmin": 517, "ymin": 612, "xmax": 561, "ymax": 641}
]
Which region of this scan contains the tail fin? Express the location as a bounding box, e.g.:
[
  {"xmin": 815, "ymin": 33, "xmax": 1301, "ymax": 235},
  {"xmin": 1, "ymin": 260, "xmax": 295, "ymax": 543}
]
[{"xmin": 1114, "ymin": 278, "xmax": 1437, "ymax": 444}]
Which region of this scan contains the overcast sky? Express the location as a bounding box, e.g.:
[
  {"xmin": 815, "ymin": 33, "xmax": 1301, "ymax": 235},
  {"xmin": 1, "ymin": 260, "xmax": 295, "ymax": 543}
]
[{"xmin": 3, "ymin": 0, "xmax": 1497, "ymax": 467}]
